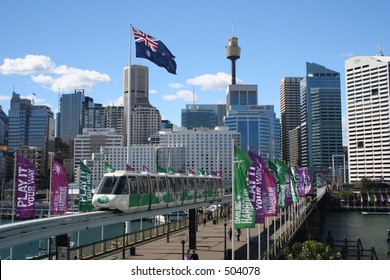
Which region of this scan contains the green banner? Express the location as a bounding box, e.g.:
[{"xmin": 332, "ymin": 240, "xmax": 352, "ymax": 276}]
[
  {"xmin": 79, "ymin": 162, "xmax": 94, "ymax": 211},
  {"xmin": 104, "ymin": 162, "xmax": 115, "ymax": 173},
  {"xmin": 233, "ymin": 146, "xmax": 255, "ymax": 228}
]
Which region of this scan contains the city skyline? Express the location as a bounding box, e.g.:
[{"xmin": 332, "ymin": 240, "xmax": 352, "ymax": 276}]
[{"xmin": 1, "ymin": 0, "xmax": 390, "ymax": 146}]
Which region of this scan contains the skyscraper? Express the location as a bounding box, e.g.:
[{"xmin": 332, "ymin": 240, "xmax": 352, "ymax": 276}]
[
  {"xmin": 300, "ymin": 62, "xmax": 343, "ymax": 178},
  {"xmin": 280, "ymin": 77, "xmax": 303, "ymax": 164},
  {"xmin": 345, "ymin": 55, "xmax": 390, "ymax": 182},
  {"xmin": 8, "ymin": 91, "xmax": 55, "ymax": 178},
  {"xmin": 123, "ymin": 65, "xmax": 161, "ymax": 145},
  {"xmin": 58, "ymin": 89, "xmax": 87, "ymax": 143}
]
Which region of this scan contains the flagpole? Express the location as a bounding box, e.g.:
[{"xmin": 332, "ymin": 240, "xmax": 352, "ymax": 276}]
[
  {"xmin": 231, "ymin": 139, "xmax": 234, "ymax": 260},
  {"xmin": 11, "ymin": 152, "xmax": 17, "ymax": 223},
  {"xmin": 127, "ymin": 24, "xmax": 133, "ymax": 165},
  {"xmin": 48, "ymin": 153, "xmax": 53, "ymax": 218}
]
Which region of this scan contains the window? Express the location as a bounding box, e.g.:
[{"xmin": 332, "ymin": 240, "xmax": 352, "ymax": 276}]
[{"xmin": 357, "ymin": 141, "xmax": 364, "ymax": 148}]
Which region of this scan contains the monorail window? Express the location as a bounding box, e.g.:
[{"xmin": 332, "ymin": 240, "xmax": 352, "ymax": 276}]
[
  {"xmin": 150, "ymin": 175, "xmax": 160, "ymax": 204},
  {"xmin": 113, "ymin": 176, "xmax": 128, "ymax": 194},
  {"xmin": 98, "ymin": 176, "xmax": 118, "ymax": 194},
  {"xmin": 129, "ymin": 175, "xmax": 137, "ymax": 194}
]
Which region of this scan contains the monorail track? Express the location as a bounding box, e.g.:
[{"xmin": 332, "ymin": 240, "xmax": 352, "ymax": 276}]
[{"xmin": 0, "ymin": 195, "xmax": 231, "ymax": 250}]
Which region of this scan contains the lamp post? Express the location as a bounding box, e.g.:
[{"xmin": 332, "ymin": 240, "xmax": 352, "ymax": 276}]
[
  {"xmin": 223, "ymin": 218, "xmax": 227, "ymax": 259},
  {"xmin": 178, "ymin": 233, "xmax": 188, "ymax": 260}
]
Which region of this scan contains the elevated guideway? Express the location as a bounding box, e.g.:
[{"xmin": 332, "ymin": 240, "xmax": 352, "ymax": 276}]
[{"xmin": 0, "ymin": 195, "xmax": 231, "ymax": 250}]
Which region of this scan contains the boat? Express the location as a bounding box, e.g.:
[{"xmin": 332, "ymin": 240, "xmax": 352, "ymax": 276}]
[{"xmin": 361, "ymin": 211, "xmax": 390, "ymax": 215}]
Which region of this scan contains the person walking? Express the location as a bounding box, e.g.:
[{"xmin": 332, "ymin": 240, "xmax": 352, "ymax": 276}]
[
  {"xmin": 185, "ymin": 249, "xmax": 192, "ymax": 260},
  {"xmin": 228, "ymin": 227, "xmax": 232, "ymax": 240},
  {"xmin": 191, "ymin": 250, "xmax": 199, "ymax": 260},
  {"xmin": 236, "ymin": 228, "xmax": 241, "ymax": 241}
]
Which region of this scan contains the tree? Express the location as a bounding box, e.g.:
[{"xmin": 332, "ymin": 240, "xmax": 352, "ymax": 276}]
[{"xmin": 284, "ymin": 240, "xmax": 340, "ymax": 260}]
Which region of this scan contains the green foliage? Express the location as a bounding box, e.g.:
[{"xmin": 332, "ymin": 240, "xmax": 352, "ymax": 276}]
[
  {"xmin": 284, "ymin": 240, "xmax": 340, "ymax": 260},
  {"xmin": 386, "ymin": 250, "xmax": 390, "ymax": 260}
]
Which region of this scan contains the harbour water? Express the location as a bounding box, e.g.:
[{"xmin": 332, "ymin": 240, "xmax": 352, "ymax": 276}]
[
  {"xmin": 0, "ymin": 218, "xmax": 155, "ymax": 260},
  {"xmin": 2, "ymin": 210, "xmax": 389, "ymax": 260},
  {"xmin": 319, "ymin": 210, "xmax": 390, "ymax": 260}
]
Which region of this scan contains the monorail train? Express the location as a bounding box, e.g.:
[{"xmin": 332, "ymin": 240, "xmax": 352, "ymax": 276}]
[{"xmin": 92, "ymin": 170, "xmax": 224, "ymax": 212}]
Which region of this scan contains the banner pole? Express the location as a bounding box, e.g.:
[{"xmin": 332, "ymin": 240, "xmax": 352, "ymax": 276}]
[
  {"xmin": 127, "ymin": 24, "xmax": 133, "ymax": 165},
  {"xmin": 231, "ymin": 139, "xmax": 234, "ymax": 260}
]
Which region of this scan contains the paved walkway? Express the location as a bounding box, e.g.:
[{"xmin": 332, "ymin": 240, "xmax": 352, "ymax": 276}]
[{"xmin": 98, "ymin": 219, "xmax": 265, "ymax": 260}]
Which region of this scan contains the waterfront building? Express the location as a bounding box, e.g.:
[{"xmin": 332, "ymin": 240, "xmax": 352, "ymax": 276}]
[
  {"xmin": 300, "ymin": 62, "xmax": 343, "ymax": 178},
  {"xmin": 153, "ymin": 126, "xmax": 240, "ymax": 189},
  {"xmin": 181, "ymin": 104, "xmax": 226, "ymax": 129},
  {"xmin": 345, "ymin": 55, "xmax": 390, "ymax": 182},
  {"xmin": 85, "ymin": 145, "xmax": 157, "ymax": 188},
  {"xmin": 73, "ymin": 128, "xmax": 123, "ymax": 180},
  {"xmin": 280, "ymin": 77, "xmax": 303, "ymax": 163}
]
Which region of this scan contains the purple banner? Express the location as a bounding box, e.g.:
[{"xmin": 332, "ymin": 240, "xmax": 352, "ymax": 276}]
[
  {"xmin": 247, "ymin": 151, "xmax": 278, "ymax": 222},
  {"xmin": 15, "ymin": 155, "xmax": 36, "ymax": 219},
  {"xmin": 51, "ymin": 160, "xmax": 69, "ymax": 214},
  {"xmin": 284, "ymin": 172, "xmax": 293, "ymax": 206},
  {"xmin": 303, "ymin": 169, "xmax": 312, "ymax": 195},
  {"xmin": 295, "ymin": 167, "xmax": 306, "ymax": 197}
]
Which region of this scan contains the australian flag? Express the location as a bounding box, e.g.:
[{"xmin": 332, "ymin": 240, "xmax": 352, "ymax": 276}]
[{"xmin": 132, "ymin": 25, "xmax": 177, "ymax": 74}]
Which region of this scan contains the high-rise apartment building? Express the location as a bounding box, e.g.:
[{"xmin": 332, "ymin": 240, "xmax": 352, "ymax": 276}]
[
  {"xmin": 73, "ymin": 128, "xmax": 123, "ymax": 179},
  {"xmin": 280, "ymin": 77, "xmax": 303, "ymax": 164},
  {"xmin": 345, "ymin": 55, "xmax": 390, "ymax": 182},
  {"xmin": 300, "ymin": 62, "xmax": 343, "ymax": 177},
  {"xmin": 155, "ymin": 127, "xmax": 240, "ymax": 189},
  {"xmin": 104, "ymin": 105, "xmax": 125, "ymax": 136}
]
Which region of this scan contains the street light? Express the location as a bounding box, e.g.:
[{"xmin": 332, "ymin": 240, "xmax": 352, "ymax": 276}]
[
  {"xmin": 223, "ymin": 218, "xmax": 227, "ymax": 259},
  {"xmin": 178, "ymin": 233, "xmax": 188, "ymax": 260}
]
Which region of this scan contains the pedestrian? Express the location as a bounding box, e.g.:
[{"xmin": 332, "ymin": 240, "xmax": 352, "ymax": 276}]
[
  {"xmin": 185, "ymin": 249, "xmax": 192, "ymax": 260},
  {"xmin": 236, "ymin": 228, "xmax": 241, "ymax": 241},
  {"xmin": 203, "ymin": 217, "xmax": 207, "ymax": 226},
  {"xmin": 191, "ymin": 250, "xmax": 199, "ymax": 260},
  {"xmin": 228, "ymin": 227, "xmax": 232, "ymax": 240}
]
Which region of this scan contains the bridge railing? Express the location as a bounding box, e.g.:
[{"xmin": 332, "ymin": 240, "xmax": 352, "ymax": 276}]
[{"xmin": 32, "ymin": 216, "xmax": 197, "ymax": 260}]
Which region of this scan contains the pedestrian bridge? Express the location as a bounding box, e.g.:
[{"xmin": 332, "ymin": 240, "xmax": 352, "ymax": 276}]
[{"xmin": 0, "ymin": 187, "xmax": 327, "ymax": 260}]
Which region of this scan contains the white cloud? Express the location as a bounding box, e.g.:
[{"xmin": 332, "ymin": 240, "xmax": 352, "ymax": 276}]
[
  {"xmin": 186, "ymin": 72, "xmax": 242, "ymax": 91},
  {"xmin": 0, "ymin": 95, "xmax": 11, "ymax": 102},
  {"xmin": 104, "ymin": 95, "xmax": 123, "ymax": 107},
  {"xmin": 162, "ymin": 89, "xmax": 197, "ymax": 102},
  {"xmin": 168, "ymin": 83, "xmax": 186, "ymax": 89},
  {"xmin": 0, "ymin": 54, "xmax": 111, "ymax": 92},
  {"xmin": 0, "ymin": 55, "xmax": 55, "ymax": 75},
  {"xmin": 149, "ymin": 89, "xmax": 157, "ymax": 94}
]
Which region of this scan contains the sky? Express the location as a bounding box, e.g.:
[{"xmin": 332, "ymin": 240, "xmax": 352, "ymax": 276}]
[{"xmin": 1, "ymin": 0, "xmax": 389, "ymax": 145}]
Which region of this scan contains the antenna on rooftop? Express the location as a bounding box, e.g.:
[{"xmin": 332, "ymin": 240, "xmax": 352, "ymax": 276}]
[{"xmin": 378, "ymin": 33, "xmax": 384, "ymax": 56}]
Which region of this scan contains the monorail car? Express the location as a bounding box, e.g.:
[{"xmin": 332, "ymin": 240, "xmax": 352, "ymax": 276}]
[{"xmin": 92, "ymin": 171, "xmax": 224, "ymax": 212}]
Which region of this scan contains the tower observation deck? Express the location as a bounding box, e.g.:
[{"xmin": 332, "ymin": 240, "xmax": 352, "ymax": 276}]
[{"xmin": 226, "ymin": 36, "xmax": 241, "ymax": 85}]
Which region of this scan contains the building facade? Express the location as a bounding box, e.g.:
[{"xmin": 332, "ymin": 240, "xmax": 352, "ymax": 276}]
[
  {"xmin": 280, "ymin": 77, "xmax": 303, "ymax": 164},
  {"xmin": 345, "ymin": 55, "xmax": 390, "ymax": 182},
  {"xmin": 181, "ymin": 104, "xmax": 226, "ymax": 130},
  {"xmin": 73, "ymin": 128, "xmax": 123, "ymax": 179},
  {"xmin": 300, "ymin": 62, "xmax": 343, "ymax": 178}
]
